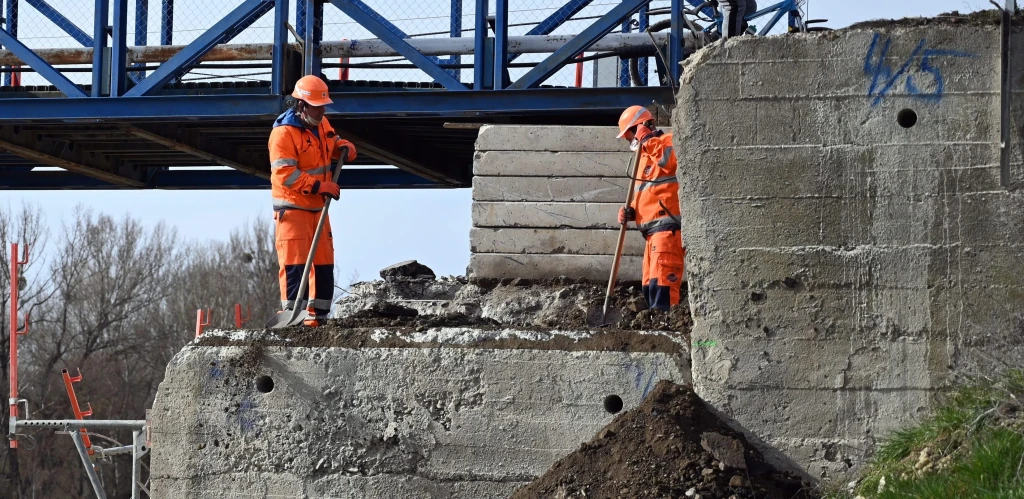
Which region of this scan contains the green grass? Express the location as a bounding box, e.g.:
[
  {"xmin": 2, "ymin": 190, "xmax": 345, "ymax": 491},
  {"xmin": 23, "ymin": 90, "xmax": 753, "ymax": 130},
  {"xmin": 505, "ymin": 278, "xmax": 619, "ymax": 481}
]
[{"xmin": 825, "ymin": 370, "xmax": 1024, "ymax": 499}]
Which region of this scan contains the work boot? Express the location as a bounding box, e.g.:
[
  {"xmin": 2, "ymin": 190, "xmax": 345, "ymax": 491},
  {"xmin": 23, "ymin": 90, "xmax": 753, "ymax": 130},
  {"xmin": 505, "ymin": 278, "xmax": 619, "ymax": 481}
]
[{"xmin": 303, "ymin": 317, "xmax": 319, "ymax": 327}]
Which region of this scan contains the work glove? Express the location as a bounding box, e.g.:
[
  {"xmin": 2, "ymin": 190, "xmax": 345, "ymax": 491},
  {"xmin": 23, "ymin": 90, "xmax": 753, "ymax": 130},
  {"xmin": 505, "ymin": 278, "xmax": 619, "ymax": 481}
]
[
  {"xmin": 618, "ymin": 206, "xmax": 636, "ymax": 224},
  {"xmin": 318, "ymin": 181, "xmax": 341, "ymax": 201},
  {"xmin": 336, "ymin": 140, "xmax": 358, "ymax": 162}
]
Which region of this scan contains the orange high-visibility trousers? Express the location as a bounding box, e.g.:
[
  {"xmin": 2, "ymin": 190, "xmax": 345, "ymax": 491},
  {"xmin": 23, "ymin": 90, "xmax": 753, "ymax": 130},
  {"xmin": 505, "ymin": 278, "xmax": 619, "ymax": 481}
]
[
  {"xmin": 642, "ymin": 230, "xmax": 685, "ymax": 311},
  {"xmin": 274, "ymin": 209, "xmax": 334, "ymax": 319}
]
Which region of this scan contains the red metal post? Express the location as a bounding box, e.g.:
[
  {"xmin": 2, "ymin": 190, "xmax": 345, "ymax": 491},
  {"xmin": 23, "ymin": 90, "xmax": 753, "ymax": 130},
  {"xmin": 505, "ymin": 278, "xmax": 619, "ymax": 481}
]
[
  {"xmin": 575, "ymin": 53, "xmax": 583, "ymax": 88},
  {"xmin": 61, "ymin": 368, "xmax": 95, "ymax": 456},
  {"xmin": 9, "ymin": 243, "xmax": 29, "ymax": 449},
  {"xmin": 234, "ymin": 304, "xmax": 251, "ymax": 329},
  {"xmin": 195, "ymin": 309, "xmax": 211, "ymax": 338}
]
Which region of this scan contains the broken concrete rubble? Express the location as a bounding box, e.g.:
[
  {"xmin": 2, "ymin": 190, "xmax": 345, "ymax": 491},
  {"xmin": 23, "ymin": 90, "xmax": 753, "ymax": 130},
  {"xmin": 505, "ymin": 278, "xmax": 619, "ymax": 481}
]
[
  {"xmin": 379, "ymin": 259, "xmax": 436, "ymax": 281},
  {"xmin": 335, "ymin": 276, "xmax": 691, "ymax": 333}
]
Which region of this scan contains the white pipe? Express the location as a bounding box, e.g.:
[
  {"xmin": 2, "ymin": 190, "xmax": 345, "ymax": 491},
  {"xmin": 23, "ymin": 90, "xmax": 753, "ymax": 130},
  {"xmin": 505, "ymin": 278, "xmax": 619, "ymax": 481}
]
[{"xmin": 0, "ymin": 33, "xmax": 673, "ymax": 66}]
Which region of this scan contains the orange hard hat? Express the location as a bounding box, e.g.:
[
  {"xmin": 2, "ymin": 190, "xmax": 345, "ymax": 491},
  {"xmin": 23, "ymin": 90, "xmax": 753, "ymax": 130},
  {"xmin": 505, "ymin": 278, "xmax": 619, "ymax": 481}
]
[
  {"xmin": 617, "ymin": 105, "xmax": 653, "ymax": 138},
  {"xmin": 292, "ymin": 75, "xmax": 333, "ymax": 106}
]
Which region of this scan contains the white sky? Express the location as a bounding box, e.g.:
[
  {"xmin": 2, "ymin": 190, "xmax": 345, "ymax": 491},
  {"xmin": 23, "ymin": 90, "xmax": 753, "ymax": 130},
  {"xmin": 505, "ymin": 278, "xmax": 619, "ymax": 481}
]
[{"xmin": 3, "ymin": 0, "xmax": 990, "ymax": 281}]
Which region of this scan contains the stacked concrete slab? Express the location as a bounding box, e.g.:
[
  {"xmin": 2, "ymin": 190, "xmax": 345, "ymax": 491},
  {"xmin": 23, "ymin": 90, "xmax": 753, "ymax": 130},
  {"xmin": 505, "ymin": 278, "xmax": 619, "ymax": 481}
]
[
  {"xmin": 675, "ymin": 26, "xmax": 1024, "ymax": 478},
  {"xmin": 469, "ymin": 126, "xmax": 645, "ymax": 282},
  {"xmin": 149, "ymin": 331, "xmax": 690, "ymax": 498}
]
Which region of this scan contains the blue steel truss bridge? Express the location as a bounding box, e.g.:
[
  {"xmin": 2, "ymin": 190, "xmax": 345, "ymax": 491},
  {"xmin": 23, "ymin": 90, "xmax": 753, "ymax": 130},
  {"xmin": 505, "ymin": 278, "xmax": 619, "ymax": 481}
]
[{"xmin": 0, "ymin": 0, "xmax": 798, "ymax": 190}]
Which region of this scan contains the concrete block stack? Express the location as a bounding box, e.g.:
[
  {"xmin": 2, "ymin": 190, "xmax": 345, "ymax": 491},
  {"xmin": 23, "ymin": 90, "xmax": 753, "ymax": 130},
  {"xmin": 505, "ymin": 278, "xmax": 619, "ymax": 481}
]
[
  {"xmin": 468, "ymin": 125, "xmax": 645, "ymax": 282},
  {"xmin": 675, "ymin": 26, "xmax": 1024, "ymax": 478}
]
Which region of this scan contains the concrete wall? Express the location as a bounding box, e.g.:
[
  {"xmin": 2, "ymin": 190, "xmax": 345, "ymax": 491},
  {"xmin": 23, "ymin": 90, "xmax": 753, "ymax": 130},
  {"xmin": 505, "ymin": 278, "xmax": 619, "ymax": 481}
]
[
  {"xmin": 675, "ymin": 25, "xmax": 1024, "ymax": 479},
  {"xmin": 150, "ymin": 331, "xmax": 690, "ymax": 498},
  {"xmin": 469, "ymin": 126, "xmax": 645, "ymax": 282}
]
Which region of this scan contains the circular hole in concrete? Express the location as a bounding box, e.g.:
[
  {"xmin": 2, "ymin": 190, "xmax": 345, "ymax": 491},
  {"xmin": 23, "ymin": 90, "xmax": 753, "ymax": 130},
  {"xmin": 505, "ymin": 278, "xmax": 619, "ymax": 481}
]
[
  {"xmin": 603, "ymin": 395, "xmax": 624, "ymax": 414},
  {"xmin": 255, "ymin": 375, "xmax": 274, "ymax": 393},
  {"xmin": 897, "ymin": 108, "xmax": 918, "ymax": 128}
]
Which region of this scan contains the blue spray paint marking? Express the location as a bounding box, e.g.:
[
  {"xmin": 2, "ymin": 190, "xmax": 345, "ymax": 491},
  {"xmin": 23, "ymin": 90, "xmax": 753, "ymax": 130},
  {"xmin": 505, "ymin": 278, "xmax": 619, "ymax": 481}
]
[
  {"xmin": 621, "ymin": 359, "xmax": 663, "ymax": 398},
  {"xmin": 235, "ymin": 398, "xmax": 261, "ymax": 437},
  {"xmin": 208, "ymin": 361, "xmax": 224, "ymax": 379},
  {"xmin": 863, "ymin": 33, "xmax": 975, "ymax": 106}
]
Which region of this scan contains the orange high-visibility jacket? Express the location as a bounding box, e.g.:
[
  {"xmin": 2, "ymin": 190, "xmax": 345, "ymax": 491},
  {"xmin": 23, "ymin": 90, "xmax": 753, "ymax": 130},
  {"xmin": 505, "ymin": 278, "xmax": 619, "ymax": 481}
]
[
  {"xmin": 268, "ymin": 108, "xmax": 349, "ymax": 212},
  {"xmin": 630, "ymin": 131, "xmax": 680, "ymax": 236}
]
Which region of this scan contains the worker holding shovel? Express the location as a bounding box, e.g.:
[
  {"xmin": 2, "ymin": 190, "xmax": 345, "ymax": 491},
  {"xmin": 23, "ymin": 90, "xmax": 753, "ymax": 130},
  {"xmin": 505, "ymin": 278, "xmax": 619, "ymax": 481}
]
[
  {"xmin": 614, "ymin": 105, "xmax": 684, "ymax": 311},
  {"xmin": 266, "ymin": 75, "xmax": 358, "ymax": 328}
]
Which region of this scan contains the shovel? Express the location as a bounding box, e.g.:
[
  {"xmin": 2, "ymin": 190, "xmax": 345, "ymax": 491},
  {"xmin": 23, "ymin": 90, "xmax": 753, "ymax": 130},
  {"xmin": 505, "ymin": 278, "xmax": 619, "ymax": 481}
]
[
  {"xmin": 600, "ymin": 147, "xmax": 643, "ymax": 324},
  {"xmin": 265, "ymin": 147, "xmax": 349, "ymax": 329}
]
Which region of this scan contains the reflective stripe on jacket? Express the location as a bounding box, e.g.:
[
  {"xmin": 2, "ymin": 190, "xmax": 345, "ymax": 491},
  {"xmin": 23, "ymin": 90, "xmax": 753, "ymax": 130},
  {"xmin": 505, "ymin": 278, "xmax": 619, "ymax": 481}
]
[
  {"xmin": 630, "ymin": 131, "xmax": 681, "ymax": 237},
  {"xmin": 268, "ymin": 108, "xmax": 348, "ymax": 212}
]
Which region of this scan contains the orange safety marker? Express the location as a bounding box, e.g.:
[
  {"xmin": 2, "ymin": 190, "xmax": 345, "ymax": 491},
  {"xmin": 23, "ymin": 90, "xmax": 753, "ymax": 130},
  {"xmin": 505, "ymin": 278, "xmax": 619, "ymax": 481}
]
[
  {"xmin": 575, "ymin": 53, "xmax": 584, "ymax": 88},
  {"xmin": 195, "ymin": 308, "xmax": 211, "ymax": 338},
  {"xmin": 8, "ymin": 243, "xmax": 29, "ymax": 449},
  {"xmin": 234, "ymin": 304, "xmax": 251, "ymax": 329},
  {"xmin": 61, "ymin": 368, "xmax": 95, "ymax": 457}
]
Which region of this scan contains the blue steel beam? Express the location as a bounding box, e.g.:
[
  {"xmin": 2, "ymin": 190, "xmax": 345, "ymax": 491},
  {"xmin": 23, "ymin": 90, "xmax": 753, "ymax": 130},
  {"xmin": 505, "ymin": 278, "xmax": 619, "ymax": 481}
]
[
  {"xmin": 0, "ymin": 87, "xmax": 672, "ymax": 120},
  {"xmin": 327, "ymin": 0, "xmax": 465, "ymax": 91},
  {"xmin": 272, "ymin": 0, "xmax": 288, "ymax": 94},
  {"xmin": 92, "ymin": 0, "xmax": 109, "ymax": 97},
  {"xmin": 619, "ymin": 8, "xmax": 630, "ymax": 87},
  {"xmin": 161, "ymin": 0, "xmax": 173, "ymax": 45},
  {"xmin": 670, "ymin": 0, "xmax": 681, "ymax": 84},
  {"xmin": 492, "ymin": 0, "xmax": 507, "ymax": 89},
  {"xmin": 473, "ymin": 0, "xmax": 487, "ymax": 89},
  {"xmin": 126, "ymin": 0, "xmax": 274, "ymax": 96},
  {"xmin": 3, "ymin": 0, "xmax": 19, "ymax": 87},
  {"xmin": 638, "ymin": 3, "xmax": 647, "ymax": 86},
  {"xmin": 447, "ymin": 0, "xmax": 461, "ymax": 80},
  {"xmin": 131, "ymin": 0, "xmax": 148, "ymax": 81},
  {"xmin": 303, "ymin": 0, "xmax": 320, "ymax": 76},
  {"xmin": 24, "ymin": 0, "xmax": 94, "ymax": 46},
  {"xmin": 111, "ymin": 0, "xmax": 129, "ymax": 96},
  {"xmin": 509, "ymin": 0, "xmax": 648, "ymax": 89},
  {"xmin": 0, "ymin": 168, "xmax": 438, "ymax": 189},
  {"xmin": 0, "ymin": 30, "xmax": 87, "ymax": 97}
]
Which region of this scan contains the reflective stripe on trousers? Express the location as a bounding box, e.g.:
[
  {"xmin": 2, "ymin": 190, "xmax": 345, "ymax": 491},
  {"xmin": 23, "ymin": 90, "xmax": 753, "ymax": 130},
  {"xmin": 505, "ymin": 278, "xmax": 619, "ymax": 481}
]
[
  {"xmin": 272, "ymin": 198, "xmax": 323, "ymax": 212},
  {"xmin": 639, "ymin": 216, "xmax": 681, "ymax": 236},
  {"xmin": 281, "ymin": 298, "xmax": 333, "ymax": 310}
]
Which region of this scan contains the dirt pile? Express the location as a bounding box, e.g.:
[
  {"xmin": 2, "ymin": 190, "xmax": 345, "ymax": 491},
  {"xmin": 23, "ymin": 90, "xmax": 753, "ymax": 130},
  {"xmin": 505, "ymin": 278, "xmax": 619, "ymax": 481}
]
[
  {"xmin": 847, "ymin": 9, "xmax": 1014, "ymax": 30},
  {"xmin": 513, "ymin": 381, "xmax": 818, "ymax": 499}
]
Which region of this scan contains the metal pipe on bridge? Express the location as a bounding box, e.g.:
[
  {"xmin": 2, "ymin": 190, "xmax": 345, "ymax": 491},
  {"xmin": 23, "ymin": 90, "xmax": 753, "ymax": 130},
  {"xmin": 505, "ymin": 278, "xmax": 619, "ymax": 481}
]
[{"xmin": 0, "ymin": 32, "xmax": 672, "ymax": 66}]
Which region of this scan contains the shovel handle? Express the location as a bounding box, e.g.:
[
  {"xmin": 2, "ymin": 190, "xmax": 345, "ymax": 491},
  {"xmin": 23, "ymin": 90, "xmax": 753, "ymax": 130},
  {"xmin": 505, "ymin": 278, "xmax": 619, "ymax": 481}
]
[
  {"xmin": 282, "ymin": 147, "xmax": 349, "ymax": 324},
  {"xmin": 601, "ymin": 148, "xmax": 644, "ymax": 321}
]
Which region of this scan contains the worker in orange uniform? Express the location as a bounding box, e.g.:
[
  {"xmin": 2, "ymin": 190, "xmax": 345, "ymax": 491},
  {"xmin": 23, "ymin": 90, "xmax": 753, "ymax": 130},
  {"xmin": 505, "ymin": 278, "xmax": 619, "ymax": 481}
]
[
  {"xmin": 268, "ymin": 75, "xmax": 358, "ymax": 327},
  {"xmin": 615, "ymin": 105, "xmax": 685, "ymax": 311}
]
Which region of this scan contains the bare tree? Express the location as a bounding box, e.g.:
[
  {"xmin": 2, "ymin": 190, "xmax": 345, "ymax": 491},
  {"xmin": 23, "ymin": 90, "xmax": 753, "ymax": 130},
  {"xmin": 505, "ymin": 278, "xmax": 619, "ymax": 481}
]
[
  {"xmin": 0, "ymin": 208, "xmax": 280, "ymax": 498},
  {"xmin": 0, "ymin": 203, "xmax": 48, "ymax": 498}
]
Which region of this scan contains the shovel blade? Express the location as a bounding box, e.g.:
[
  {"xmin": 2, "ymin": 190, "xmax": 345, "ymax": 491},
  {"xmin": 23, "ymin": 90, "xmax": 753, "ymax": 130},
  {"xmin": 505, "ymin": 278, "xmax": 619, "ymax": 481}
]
[{"xmin": 264, "ymin": 308, "xmax": 310, "ymax": 329}]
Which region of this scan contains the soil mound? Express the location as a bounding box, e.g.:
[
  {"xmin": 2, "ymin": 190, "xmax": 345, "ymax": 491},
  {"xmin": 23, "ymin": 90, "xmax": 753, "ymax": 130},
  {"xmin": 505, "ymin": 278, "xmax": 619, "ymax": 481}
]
[
  {"xmin": 847, "ymin": 9, "xmax": 1013, "ymax": 30},
  {"xmin": 514, "ymin": 381, "xmax": 818, "ymax": 499}
]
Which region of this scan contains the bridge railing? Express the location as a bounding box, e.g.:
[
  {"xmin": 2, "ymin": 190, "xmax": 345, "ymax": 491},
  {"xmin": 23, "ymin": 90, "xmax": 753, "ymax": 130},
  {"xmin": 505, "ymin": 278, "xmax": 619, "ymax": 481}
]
[{"xmin": 0, "ymin": 0, "xmax": 686, "ymax": 96}]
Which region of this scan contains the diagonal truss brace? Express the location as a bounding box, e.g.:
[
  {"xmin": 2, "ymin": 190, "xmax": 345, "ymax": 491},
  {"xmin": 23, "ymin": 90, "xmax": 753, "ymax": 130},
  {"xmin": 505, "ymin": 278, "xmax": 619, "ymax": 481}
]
[
  {"xmin": 509, "ymin": 0, "xmax": 647, "ymax": 89},
  {"xmin": 123, "ymin": 125, "xmax": 270, "ymax": 179},
  {"xmin": 328, "ymin": 0, "xmax": 465, "ymax": 91},
  {"xmin": 0, "ymin": 126, "xmax": 144, "ymax": 186},
  {"xmin": 125, "ymin": 0, "xmax": 275, "ymax": 96},
  {"xmin": 0, "ymin": 30, "xmax": 87, "ymax": 97},
  {"xmin": 507, "ymin": 0, "xmax": 594, "ymax": 63},
  {"xmin": 24, "ymin": 0, "xmax": 94, "ymax": 47}
]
